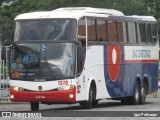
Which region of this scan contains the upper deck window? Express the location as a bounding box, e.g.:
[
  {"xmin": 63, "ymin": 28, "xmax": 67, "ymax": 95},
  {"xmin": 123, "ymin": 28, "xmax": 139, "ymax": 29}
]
[{"xmin": 14, "ymin": 19, "xmax": 76, "ymax": 41}]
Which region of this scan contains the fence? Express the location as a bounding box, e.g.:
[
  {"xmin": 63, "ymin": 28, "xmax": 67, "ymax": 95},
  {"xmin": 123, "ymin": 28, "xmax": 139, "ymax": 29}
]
[{"xmin": 0, "ymin": 46, "xmax": 10, "ymax": 102}]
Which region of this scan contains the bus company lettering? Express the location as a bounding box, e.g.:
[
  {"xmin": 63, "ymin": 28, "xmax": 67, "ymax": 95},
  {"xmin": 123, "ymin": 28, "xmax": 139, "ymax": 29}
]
[
  {"xmin": 34, "ymin": 79, "xmax": 46, "ymax": 82},
  {"xmin": 132, "ymin": 50, "xmax": 150, "ymax": 58},
  {"xmin": 35, "ymin": 95, "xmax": 45, "ymax": 99}
]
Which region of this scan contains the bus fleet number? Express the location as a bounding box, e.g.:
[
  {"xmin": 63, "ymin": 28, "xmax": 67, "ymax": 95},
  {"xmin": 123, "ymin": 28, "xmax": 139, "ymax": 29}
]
[{"xmin": 58, "ymin": 80, "xmax": 68, "ymax": 85}]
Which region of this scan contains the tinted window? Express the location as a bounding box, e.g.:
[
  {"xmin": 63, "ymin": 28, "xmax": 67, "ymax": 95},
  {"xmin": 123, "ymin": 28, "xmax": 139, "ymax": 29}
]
[
  {"xmin": 152, "ymin": 24, "xmax": 157, "ymax": 43},
  {"xmin": 118, "ymin": 22, "xmax": 124, "ymax": 42},
  {"xmin": 139, "ymin": 23, "xmax": 146, "ymax": 43},
  {"xmin": 78, "ymin": 18, "xmax": 86, "ymax": 41},
  {"xmin": 78, "ymin": 18, "xmax": 86, "ymax": 46},
  {"xmin": 108, "ymin": 21, "xmax": 118, "ymax": 42},
  {"xmin": 128, "ymin": 22, "xmax": 136, "ymax": 43},
  {"xmin": 14, "ymin": 19, "xmax": 76, "ymax": 41},
  {"xmin": 147, "ymin": 24, "xmax": 152, "ymax": 43},
  {"xmin": 87, "ymin": 19, "xmax": 97, "ymax": 42},
  {"xmin": 97, "ymin": 20, "xmax": 107, "ymax": 42},
  {"xmin": 77, "ymin": 18, "xmax": 86, "ymax": 75}
]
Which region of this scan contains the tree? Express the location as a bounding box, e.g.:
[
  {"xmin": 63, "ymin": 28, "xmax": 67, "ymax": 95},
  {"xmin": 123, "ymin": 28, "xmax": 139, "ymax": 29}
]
[{"xmin": 0, "ymin": 0, "xmax": 160, "ymax": 45}]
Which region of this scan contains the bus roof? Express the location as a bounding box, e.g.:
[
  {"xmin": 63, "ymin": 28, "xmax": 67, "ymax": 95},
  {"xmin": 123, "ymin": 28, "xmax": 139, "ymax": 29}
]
[
  {"xmin": 108, "ymin": 15, "xmax": 157, "ymax": 22},
  {"xmin": 14, "ymin": 7, "xmax": 124, "ymax": 20}
]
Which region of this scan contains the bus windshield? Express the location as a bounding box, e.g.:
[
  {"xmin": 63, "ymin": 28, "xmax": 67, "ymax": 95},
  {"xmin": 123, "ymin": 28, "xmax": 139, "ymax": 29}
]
[
  {"xmin": 14, "ymin": 19, "xmax": 76, "ymax": 41},
  {"xmin": 10, "ymin": 43, "xmax": 76, "ymax": 81}
]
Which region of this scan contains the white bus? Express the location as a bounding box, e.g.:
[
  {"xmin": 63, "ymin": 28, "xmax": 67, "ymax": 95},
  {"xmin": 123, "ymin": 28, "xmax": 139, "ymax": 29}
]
[{"xmin": 9, "ymin": 7, "xmax": 159, "ymax": 111}]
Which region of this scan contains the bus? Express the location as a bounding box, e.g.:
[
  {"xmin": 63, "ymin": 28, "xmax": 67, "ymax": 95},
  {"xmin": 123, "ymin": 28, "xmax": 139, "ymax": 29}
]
[{"xmin": 9, "ymin": 7, "xmax": 159, "ymax": 111}]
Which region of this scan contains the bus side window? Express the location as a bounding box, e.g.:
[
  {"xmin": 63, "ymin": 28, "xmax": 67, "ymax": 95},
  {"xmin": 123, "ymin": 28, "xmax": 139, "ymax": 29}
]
[
  {"xmin": 108, "ymin": 21, "xmax": 118, "ymax": 42},
  {"xmin": 151, "ymin": 24, "xmax": 157, "ymax": 43},
  {"xmin": 97, "ymin": 20, "xmax": 108, "ymax": 43},
  {"xmin": 127, "ymin": 22, "xmax": 136, "ymax": 44},
  {"xmin": 78, "ymin": 18, "xmax": 86, "ymax": 46},
  {"xmin": 147, "ymin": 23, "xmax": 152, "ymax": 43},
  {"xmin": 118, "ymin": 22, "xmax": 125, "ymax": 43},
  {"xmin": 87, "ymin": 19, "xmax": 97, "ymax": 44},
  {"xmin": 77, "ymin": 18, "xmax": 86, "ymax": 76},
  {"xmin": 139, "ymin": 23, "xmax": 147, "ymax": 43}
]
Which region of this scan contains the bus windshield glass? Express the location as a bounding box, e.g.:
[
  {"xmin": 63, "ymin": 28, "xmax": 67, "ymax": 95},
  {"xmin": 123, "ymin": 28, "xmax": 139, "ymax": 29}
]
[
  {"xmin": 10, "ymin": 43, "xmax": 76, "ymax": 81},
  {"xmin": 14, "ymin": 19, "xmax": 76, "ymax": 41}
]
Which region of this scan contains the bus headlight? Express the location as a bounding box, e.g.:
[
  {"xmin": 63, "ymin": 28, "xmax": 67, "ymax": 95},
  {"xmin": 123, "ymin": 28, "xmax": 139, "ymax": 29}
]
[
  {"xmin": 10, "ymin": 95, "xmax": 14, "ymax": 99},
  {"xmin": 57, "ymin": 85, "xmax": 74, "ymax": 91},
  {"xmin": 11, "ymin": 86, "xmax": 24, "ymax": 91}
]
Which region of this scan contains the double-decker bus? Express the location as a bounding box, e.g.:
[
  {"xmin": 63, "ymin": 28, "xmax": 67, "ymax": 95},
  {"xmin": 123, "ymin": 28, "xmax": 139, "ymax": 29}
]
[{"xmin": 9, "ymin": 7, "xmax": 159, "ymax": 111}]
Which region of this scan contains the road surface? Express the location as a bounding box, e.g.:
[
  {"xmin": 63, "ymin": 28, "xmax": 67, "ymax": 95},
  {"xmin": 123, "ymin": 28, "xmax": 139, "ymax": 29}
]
[{"xmin": 0, "ymin": 89, "xmax": 160, "ymax": 119}]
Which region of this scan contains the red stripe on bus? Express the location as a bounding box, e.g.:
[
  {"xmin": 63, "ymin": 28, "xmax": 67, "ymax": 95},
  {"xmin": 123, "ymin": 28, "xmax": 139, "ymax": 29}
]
[
  {"xmin": 124, "ymin": 60, "xmax": 159, "ymax": 63},
  {"xmin": 10, "ymin": 87, "xmax": 76, "ymax": 103}
]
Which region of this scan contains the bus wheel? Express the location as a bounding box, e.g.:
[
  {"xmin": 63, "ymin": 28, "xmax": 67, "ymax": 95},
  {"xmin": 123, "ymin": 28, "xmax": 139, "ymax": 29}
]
[
  {"xmin": 84, "ymin": 86, "xmax": 94, "ymax": 109},
  {"xmin": 121, "ymin": 98, "xmax": 128, "ymax": 105},
  {"xmin": 139, "ymin": 84, "xmax": 146, "ymax": 104},
  {"xmin": 79, "ymin": 101, "xmax": 85, "ymax": 106},
  {"xmin": 92, "ymin": 100, "xmax": 98, "ymax": 106},
  {"xmin": 129, "ymin": 81, "xmax": 140, "ymax": 105},
  {"xmin": 30, "ymin": 102, "xmax": 39, "ymax": 111}
]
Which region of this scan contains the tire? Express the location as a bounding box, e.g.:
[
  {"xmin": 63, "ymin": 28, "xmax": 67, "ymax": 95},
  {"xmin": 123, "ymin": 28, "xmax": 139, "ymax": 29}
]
[
  {"xmin": 84, "ymin": 86, "xmax": 93, "ymax": 109},
  {"xmin": 80, "ymin": 100, "xmax": 98, "ymax": 106},
  {"xmin": 121, "ymin": 98, "xmax": 128, "ymax": 105},
  {"xmin": 92, "ymin": 100, "xmax": 98, "ymax": 106},
  {"xmin": 30, "ymin": 102, "xmax": 39, "ymax": 111},
  {"xmin": 129, "ymin": 81, "xmax": 140, "ymax": 105},
  {"xmin": 139, "ymin": 84, "xmax": 146, "ymax": 104},
  {"xmin": 79, "ymin": 101, "xmax": 85, "ymax": 106}
]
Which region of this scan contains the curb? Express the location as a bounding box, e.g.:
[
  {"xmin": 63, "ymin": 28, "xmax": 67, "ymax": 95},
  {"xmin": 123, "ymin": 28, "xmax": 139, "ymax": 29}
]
[{"xmin": 0, "ymin": 101, "xmax": 29, "ymax": 104}]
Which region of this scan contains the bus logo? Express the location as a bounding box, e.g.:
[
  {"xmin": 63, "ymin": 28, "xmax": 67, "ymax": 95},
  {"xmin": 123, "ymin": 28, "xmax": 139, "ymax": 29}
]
[
  {"xmin": 108, "ymin": 46, "xmax": 121, "ymax": 81},
  {"xmin": 38, "ymin": 86, "xmax": 42, "ymax": 91}
]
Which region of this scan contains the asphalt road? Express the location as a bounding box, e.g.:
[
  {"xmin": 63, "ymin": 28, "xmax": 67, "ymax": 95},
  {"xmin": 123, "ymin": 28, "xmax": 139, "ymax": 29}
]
[
  {"xmin": 0, "ymin": 96, "xmax": 160, "ymax": 116},
  {"xmin": 0, "ymin": 89, "xmax": 160, "ymax": 119}
]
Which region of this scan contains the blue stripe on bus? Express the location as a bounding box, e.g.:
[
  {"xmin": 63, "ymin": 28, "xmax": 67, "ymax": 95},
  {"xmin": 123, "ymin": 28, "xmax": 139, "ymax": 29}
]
[{"xmin": 103, "ymin": 45, "xmax": 158, "ymax": 98}]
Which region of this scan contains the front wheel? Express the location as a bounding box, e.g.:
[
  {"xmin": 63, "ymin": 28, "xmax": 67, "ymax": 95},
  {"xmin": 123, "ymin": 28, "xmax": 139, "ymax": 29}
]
[
  {"xmin": 84, "ymin": 86, "xmax": 98, "ymax": 109},
  {"xmin": 92, "ymin": 100, "xmax": 98, "ymax": 106},
  {"xmin": 79, "ymin": 101, "xmax": 85, "ymax": 106},
  {"xmin": 30, "ymin": 102, "xmax": 39, "ymax": 111},
  {"xmin": 84, "ymin": 86, "xmax": 94, "ymax": 109}
]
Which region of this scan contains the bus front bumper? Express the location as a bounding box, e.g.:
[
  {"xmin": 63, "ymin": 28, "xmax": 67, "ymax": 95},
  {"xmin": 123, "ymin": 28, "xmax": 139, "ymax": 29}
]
[{"xmin": 10, "ymin": 87, "xmax": 76, "ymax": 103}]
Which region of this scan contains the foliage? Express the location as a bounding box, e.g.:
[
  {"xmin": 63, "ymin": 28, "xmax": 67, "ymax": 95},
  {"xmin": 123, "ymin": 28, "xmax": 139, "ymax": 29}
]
[{"xmin": 0, "ymin": 0, "xmax": 159, "ymax": 45}]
